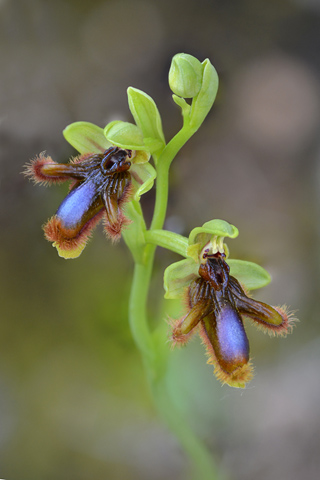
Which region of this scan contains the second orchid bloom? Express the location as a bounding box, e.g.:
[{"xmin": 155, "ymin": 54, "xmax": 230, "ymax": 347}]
[{"xmin": 164, "ymin": 220, "xmax": 295, "ymax": 388}]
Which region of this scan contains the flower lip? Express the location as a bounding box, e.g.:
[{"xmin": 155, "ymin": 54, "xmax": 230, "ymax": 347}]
[
  {"xmin": 168, "ymin": 248, "xmax": 295, "ymax": 388},
  {"xmin": 30, "ymin": 146, "xmax": 135, "ymax": 258}
]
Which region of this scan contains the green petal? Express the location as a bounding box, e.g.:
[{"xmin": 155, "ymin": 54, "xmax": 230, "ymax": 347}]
[
  {"xmin": 133, "ymin": 150, "xmax": 150, "ymax": 164},
  {"xmin": 143, "ymin": 137, "xmax": 165, "ymax": 155},
  {"xmin": 127, "ymin": 87, "xmax": 166, "ymax": 150},
  {"xmin": 104, "ymin": 121, "xmax": 148, "ymax": 150},
  {"xmin": 189, "ymin": 219, "xmax": 239, "ymax": 245},
  {"xmin": 130, "ymin": 162, "xmax": 156, "ymax": 201},
  {"xmin": 63, "ymin": 122, "xmax": 111, "ymax": 154},
  {"xmin": 227, "ymin": 259, "xmax": 271, "ymax": 290},
  {"xmin": 164, "ymin": 258, "xmax": 199, "ymax": 299},
  {"xmin": 187, "ymin": 219, "xmax": 238, "ymax": 261}
]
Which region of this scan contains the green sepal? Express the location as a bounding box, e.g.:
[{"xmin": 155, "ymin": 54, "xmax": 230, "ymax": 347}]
[
  {"xmin": 130, "ymin": 162, "xmax": 156, "ymax": 201},
  {"xmin": 189, "ymin": 59, "xmax": 219, "ymax": 130},
  {"xmin": 122, "ymin": 200, "xmax": 147, "ymax": 264},
  {"xmin": 127, "ymin": 87, "xmax": 166, "ymax": 151},
  {"xmin": 63, "ymin": 122, "xmax": 111, "ymax": 154},
  {"xmin": 104, "ymin": 121, "xmax": 148, "ymax": 150},
  {"xmin": 164, "ymin": 258, "xmax": 198, "ymax": 299},
  {"xmin": 227, "ymin": 259, "xmax": 271, "ymax": 291},
  {"xmin": 187, "ymin": 219, "xmax": 238, "ymax": 261}
]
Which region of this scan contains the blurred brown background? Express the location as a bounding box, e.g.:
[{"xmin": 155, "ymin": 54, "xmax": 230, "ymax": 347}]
[{"xmin": 1, "ymin": 0, "xmax": 320, "ymax": 479}]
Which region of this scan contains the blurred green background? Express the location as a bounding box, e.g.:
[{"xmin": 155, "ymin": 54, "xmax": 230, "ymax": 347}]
[{"xmin": 1, "ymin": 0, "xmax": 320, "ymax": 479}]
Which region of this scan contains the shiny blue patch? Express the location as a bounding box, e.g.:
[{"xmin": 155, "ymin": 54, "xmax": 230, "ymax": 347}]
[
  {"xmin": 56, "ymin": 181, "xmax": 97, "ymax": 228},
  {"xmin": 217, "ymin": 303, "xmax": 249, "ymax": 361}
]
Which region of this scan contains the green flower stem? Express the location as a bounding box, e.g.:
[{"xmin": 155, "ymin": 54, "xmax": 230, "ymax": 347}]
[
  {"xmin": 152, "ymin": 378, "xmax": 218, "ymax": 480},
  {"xmin": 128, "ymin": 124, "xmax": 217, "ymax": 478},
  {"xmin": 128, "ymin": 125, "xmax": 196, "ymax": 361},
  {"xmin": 145, "ymin": 230, "xmax": 188, "ymax": 257},
  {"xmin": 150, "ymin": 126, "xmax": 196, "ymax": 231}
]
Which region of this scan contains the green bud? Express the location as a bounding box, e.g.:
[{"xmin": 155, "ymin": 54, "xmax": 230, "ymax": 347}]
[{"xmin": 169, "ymin": 53, "xmax": 203, "ymax": 99}]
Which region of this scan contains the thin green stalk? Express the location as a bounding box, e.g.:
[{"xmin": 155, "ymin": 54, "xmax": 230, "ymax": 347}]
[
  {"xmin": 128, "ymin": 124, "xmax": 218, "ymax": 479},
  {"xmin": 150, "ymin": 127, "xmax": 195, "ymax": 231}
]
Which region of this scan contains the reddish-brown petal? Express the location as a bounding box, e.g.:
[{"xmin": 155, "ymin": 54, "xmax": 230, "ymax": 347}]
[
  {"xmin": 23, "ymin": 153, "xmax": 71, "ymax": 185},
  {"xmin": 229, "ymin": 277, "xmax": 296, "ymax": 336},
  {"xmin": 101, "ymin": 175, "xmax": 133, "ymax": 242},
  {"xmin": 169, "ymin": 300, "xmax": 211, "ymax": 347}
]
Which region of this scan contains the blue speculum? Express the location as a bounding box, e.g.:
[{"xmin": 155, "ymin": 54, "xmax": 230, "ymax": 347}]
[
  {"xmin": 56, "ymin": 180, "xmax": 101, "ymax": 229},
  {"xmin": 215, "ymin": 301, "xmax": 249, "ymax": 363}
]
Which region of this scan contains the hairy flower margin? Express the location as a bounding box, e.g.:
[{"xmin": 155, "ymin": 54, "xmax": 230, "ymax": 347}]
[
  {"xmin": 24, "ymin": 122, "xmax": 156, "ymax": 259},
  {"xmin": 164, "ymin": 220, "xmax": 296, "ymax": 388}
]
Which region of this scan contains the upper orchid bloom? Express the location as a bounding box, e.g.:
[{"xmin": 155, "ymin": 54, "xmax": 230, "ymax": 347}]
[
  {"xmin": 164, "ymin": 220, "xmax": 295, "ymax": 388},
  {"xmin": 24, "ymin": 122, "xmax": 156, "ymax": 259}
]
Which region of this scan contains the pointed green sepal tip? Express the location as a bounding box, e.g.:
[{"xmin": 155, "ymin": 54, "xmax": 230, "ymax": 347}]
[
  {"xmin": 127, "ymin": 87, "xmax": 165, "ymax": 151},
  {"xmin": 63, "ymin": 122, "xmax": 111, "ymax": 154},
  {"xmin": 104, "ymin": 121, "xmax": 149, "ymax": 151},
  {"xmin": 169, "ymin": 53, "xmax": 203, "ymax": 99},
  {"xmin": 164, "ymin": 258, "xmax": 198, "ymax": 299},
  {"xmin": 227, "ymin": 259, "xmax": 271, "ymax": 290}
]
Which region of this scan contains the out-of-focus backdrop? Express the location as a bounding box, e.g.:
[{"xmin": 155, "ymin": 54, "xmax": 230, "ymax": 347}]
[{"xmin": 1, "ymin": 0, "xmax": 320, "ymax": 479}]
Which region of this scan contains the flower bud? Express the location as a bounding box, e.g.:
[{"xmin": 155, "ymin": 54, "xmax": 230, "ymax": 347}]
[{"xmin": 168, "ymin": 53, "xmax": 203, "ymax": 98}]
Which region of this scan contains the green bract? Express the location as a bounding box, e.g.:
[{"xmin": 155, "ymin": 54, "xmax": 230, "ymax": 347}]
[
  {"xmin": 164, "ymin": 219, "xmax": 271, "ymax": 299},
  {"xmin": 189, "ymin": 59, "xmax": 219, "ymax": 130},
  {"xmin": 169, "ymin": 53, "xmax": 203, "ymax": 99}
]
